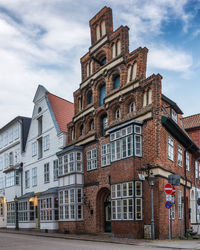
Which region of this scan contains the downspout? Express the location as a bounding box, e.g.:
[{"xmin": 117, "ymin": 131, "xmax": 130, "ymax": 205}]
[{"xmin": 184, "ymin": 144, "xmax": 197, "ymax": 238}]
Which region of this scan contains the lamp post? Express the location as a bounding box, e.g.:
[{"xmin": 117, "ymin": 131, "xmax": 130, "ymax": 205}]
[
  {"xmin": 14, "ymin": 195, "xmax": 19, "ymax": 230},
  {"xmin": 148, "ymin": 173, "xmax": 155, "ymax": 240}
]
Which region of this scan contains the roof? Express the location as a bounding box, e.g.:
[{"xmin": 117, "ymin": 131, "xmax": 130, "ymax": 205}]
[
  {"xmin": 18, "ymin": 192, "xmax": 35, "ymax": 200},
  {"xmin": 162, "ymin": 116, "xmax": 200, "ymax": 154},
  {"xmin": 47, "ymin": 93, "xmax": 74, "ymax": 133},
  {"xmin": 0, "ymin": 116, "xmax": 31, "ymax": 152},
  {"xmin": 161, "ymin": 94, "xmax": 183, "ymax": 114},
  {"xmin": 38, "ymin": 187, "xmax": 58, "ymax": 196},
  {"xmin": 182, "ymin": 113, "xmax": 200, "ymax": 130}
]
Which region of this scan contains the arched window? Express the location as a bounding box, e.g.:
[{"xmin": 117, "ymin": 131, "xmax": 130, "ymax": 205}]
[
  {"xmin": 143, "ymin": 89, "xmax": 152, "ymax": 106},
  {"xmin": 89, "ymin": 119, "xmax": 94, "ymax": 131},
  {"xmin": 99, "ymin": 84, "xmax": 106, "ymax": 106},
  {"xmin": 87, "ymin": 90, "xmax": 93, "ymax": 105},
  {"xmin": 90, "ymin": 61, "xmax": 93, "ymax": 75},
  {"xmin": 72, "ymin": 128, "xmax": 75, "ymax": 140},
  {"xmin": 101, "ymin": 115, "xmax": 108, "ymax": 136},
  {"xmin": 127, "ymin": 63, "xmax": 137, "ymax": 83},
  {"xmin": 96, "ymin": 25, "xmax": 100, "ymax": 40},
  {"xmin": 113, "ymin": 75, "xmax": 120, "ymax": 89},
  {"xmin": 38, "ymin": 107, "xmax": 42, "ymax": 113},
  {"xmin": 80, "ymin": 124, "xmax": 84, "ymax": 136},
  {"xmin": 78, "ymin": 97, "xmax": 82, "ymax": 111},
  {"xmin": 129, "ymin": 102, "xmax": 136, "ymax": 113},
  {"xmin": 115, "ymin": 108, "xmax": 120, "ymax": 119},
  {"xmin": 116, "ymin": 40, "xmax": 121, "ymax": 56},
  {"xmin": 86, "ymin": 63, "xmax": 90, "ymax": 77},
  {"xmin": 101, "ymin": 57, "xmax": 106, "ymax": 66},
  {"xmin": 101, "ymin": 21, "xmax": 106, "ymax": 36}
]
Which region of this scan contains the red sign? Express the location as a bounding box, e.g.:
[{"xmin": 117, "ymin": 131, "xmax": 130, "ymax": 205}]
[
  {"xmin": 164, "ymin": 183, "xmax": 173, "ymax": 195},
  {"xmin": 171, "ymin": 186, "xmax": 176, "ymax": 196}
]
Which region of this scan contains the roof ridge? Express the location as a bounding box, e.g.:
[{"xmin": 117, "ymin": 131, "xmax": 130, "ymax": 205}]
[
  {"xmin": 182, "ymin": 113, "xmax": 200, "ymax": 120},
  {"xmin": 48, "ymin": 92, "xmax": 73, "ymax": 105}
]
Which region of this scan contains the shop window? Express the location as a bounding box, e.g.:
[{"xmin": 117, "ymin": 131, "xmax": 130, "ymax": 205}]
[
  {"xmin": 59, "ymin": 188, "xmax": 83, "ymax": 221},
  {"xmin": 40, "ymin": 197, "xmax": 58, "ymax": 221},
  {"xmin": 111, "ymin": 181, "xmax": 142, "ymax": 221}
]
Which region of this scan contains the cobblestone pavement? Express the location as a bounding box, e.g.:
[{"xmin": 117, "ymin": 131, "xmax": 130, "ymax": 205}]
[
  {"xmin": 0, "ymin": 229, "xmax": 200, "ymax": 249},
  {"xmin": 0, "ymin": 232, "xmax": 170, "ymax": 250}
]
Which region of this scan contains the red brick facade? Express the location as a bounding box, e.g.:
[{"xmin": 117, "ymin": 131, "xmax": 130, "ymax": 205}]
[{"xmin": 58, "ymin": 7, "xmax": 200, "ymax": 239}]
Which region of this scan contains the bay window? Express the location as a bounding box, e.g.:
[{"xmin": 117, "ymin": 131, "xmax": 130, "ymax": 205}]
[{"xmin": 111, "ymin": 181, "xmax": 142, "ymax": 221}]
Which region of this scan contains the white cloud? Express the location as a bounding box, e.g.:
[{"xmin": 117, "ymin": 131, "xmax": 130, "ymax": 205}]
[
  {"xmin": 148, "ymin": 46, "xmax": 193, "ymax": 72},
  {"xmin": 0, "ymin": 0, "xmax": 198, "ymax": 127}
]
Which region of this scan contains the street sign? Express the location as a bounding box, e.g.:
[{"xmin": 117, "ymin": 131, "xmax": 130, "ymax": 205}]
[
  {"xmin": 171, "ymin": 186, "xmax": 176, "ymax": 196},
  {"xmin": 168, "ymin": 174, "xmax": 180, "ymax": 186},
  {"xmin": 165, "ymin": 183, "xmax": 173, "ymax": 195},
  {"xmin": 166, "ymin": 195, "xmax": 175, "ymax": 203},
  {"xmin": 165, "ymin": 201, "xmax": 173, "ymax": 209}
]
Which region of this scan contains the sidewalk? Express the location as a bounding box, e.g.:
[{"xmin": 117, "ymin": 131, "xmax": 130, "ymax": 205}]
[{"xmin": 0, "ymin": 228, "xmax": 200, "ymax": 249}]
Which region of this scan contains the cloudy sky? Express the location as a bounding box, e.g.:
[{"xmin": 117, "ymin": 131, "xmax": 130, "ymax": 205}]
[{"xmin": 0, "ymin": 0, "xmax": 200, "ymax": 127}]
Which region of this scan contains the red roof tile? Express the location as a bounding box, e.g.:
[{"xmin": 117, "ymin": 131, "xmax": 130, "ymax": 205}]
[
  {"xmin": 47, "ymin": 93, "xmax": 74, "ymax": 133},
  {"xmin": 182, "ymin": 113, "xmax": 200, "ymax": 130}
]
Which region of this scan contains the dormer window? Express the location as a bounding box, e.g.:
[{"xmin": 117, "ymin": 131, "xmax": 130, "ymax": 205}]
[
  {"xmin": 113, "ymin": 75, "xmax": 120, "ymax": 89},
  {"xmin": 171, "ymin": 109, "xmax": 178, "ymax": 123}
]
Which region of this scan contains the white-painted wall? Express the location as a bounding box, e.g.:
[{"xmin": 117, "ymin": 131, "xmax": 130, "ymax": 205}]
[{"xmin": 0, "ymin": 120, "xmax": 23, "ymax": 227}]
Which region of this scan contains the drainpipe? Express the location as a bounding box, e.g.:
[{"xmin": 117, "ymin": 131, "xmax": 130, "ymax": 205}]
[{"xmin": 184, "ymin": 149, "xmax": 187, "ymax": 238}]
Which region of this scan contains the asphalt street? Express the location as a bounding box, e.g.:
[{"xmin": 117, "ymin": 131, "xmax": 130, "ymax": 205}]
[{"xmin": 0, "ymin": 232, "xmax": 171, "ymax": 250}]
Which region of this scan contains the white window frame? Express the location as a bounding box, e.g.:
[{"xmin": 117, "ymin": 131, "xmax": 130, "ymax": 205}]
[
  {"xmin": 178, "ymin": 146, "xmax": 182, "ymax": 167},
  {"xmin": 178, "ymin": 190, "xmax": 182, "ymax": 219},
  {"xmin": 44, "ymin": 163, "xmax": 50, "ymax": 183},
  {"xmin": 32, "ymin": 167, "xmax": 37, "ymax": 186},
  {"xmin": 87, "ymin": 148, "xmax": 97, "ymax": 171},
  {"xmin": 186, "ymin": 152, "xmax": 189, "ymax": 171},
  {"xmin": 25, "ymin": 170, "xmax": 30, "ymax": 189},
  {"xmin": 53, "ymin": 160, "xmax": 58, "ymax": 181},
  {"xmin": 43, "ymin": 135, "xmax": 50, "ymax": 151},
  {"xmin": 0, "ymin": 157, "xmax": 3, "ymax": 171},
  {"xmin": 111, "ymin": 181, "xmax": 142, "ymax": 221},
  {"xmin": 101, "ymin": 143, "xmax": 110, "ymax": 167},
  {"xmin": 32, "ymin": 142, "xmax": 37, "ymax": 157},
  {"xmin": 168, "ymin": 136, "xmax": 174, "ymax": 161}
]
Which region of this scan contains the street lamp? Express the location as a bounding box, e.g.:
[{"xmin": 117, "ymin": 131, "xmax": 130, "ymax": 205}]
[
  {"xmin": 14, "ymin": 195, "xmax": 19, "ymax": 230},
  {"xmin": 148, "ymin": 173, "xmax": 155, "ymax": 240}
]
